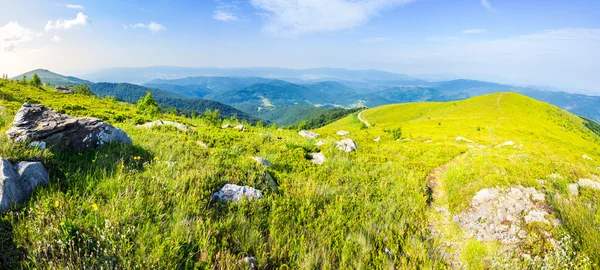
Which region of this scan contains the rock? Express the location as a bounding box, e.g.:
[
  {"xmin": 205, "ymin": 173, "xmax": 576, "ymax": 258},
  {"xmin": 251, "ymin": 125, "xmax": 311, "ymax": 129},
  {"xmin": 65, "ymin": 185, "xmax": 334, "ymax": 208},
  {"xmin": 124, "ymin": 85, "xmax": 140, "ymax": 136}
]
[
  {"xmin": 299, "ymin": 130, "xmax": 319, "ymax": 139},
  {"xmin": 233, "ymin": 125, "xmax": 246, "ymax": 132},
  {"xmin": 243, "ymin": 257, "xmax": 257, "ymax": 270},
  {"xmin": 212, "ymin": 184, "xmax": 262, "ymax": 203},
  {"xmin": 337, "ymin": 130, "xmax": 350, "ymax": 136},
  {"xmin": 424, "ymin": 140, "xmax": 433, "ymax": 143},
  {"xmin": 567, "ymin": 183, "xmax": 580, "ymax": 195},
  {"xmin": 582, "ymin": 154, "xmax": 593, "ymax": 161},
  {"xmin": 456, "ymin": 136, "xmax": 473, "ymax": 143},
  {"xmin": 374, "ymin": 137, "xmax": 381, "ymax": 142},
  {"xmin": 28, "ymin": 141, "xmax": 46, "ymax": 150},
  {"xmin": 264, "ymin": 172, "xmax": 278, "ymax": 192},
  {"xmin": 310, "ymin": 152, "xmax": 326, "ymax": 165},
  {"xmin": 252, "ymin": 157, "xmax": 273, "ymax": 168},
  {"xmin": 0, "ymin": 159, "xmax": 25, "ymax": 211},
  {"xmin": 221, "ymin": 124, "xmax": 230, "ymax": 129},
  {"xmin": 495, "ymin": 141, "xmax": 515, "ymax": 148},
  {"xmin": 335, "ymin": 139, "xmax": 358, "ymax": 153},
  {"xmin": 14, "ymin": 162, "xmax": 49, "ymax": 195},
  {"xmin": 138, "ymin": 120, "xmax": 190, "ymax": 131},
  {"xmin": 6, "ymin": 103, "xmax": 132, "ymax": 152},
  {"xmin": 383, "ymin": 248, "xmax": 393, "ymax": 259},
  {"xmin": 55, "ymin": 86, "xmax": 74, "ymax": 94},
  {"xmin": 578, "ymin": 178, "xmax": 600, "ymax": 190},
  {"xmin": 1, "ymin": 159, "xmax": 49, "ymax": 212},
  {"xmin": 315, "ymin": 140, "xmax": 326, "ymax": 147},
  {"xmin": 471, "ymin": 188, "xmax": 499, "ymax": 206},
  {"xmin": 524, "ymin": 210, "xmax": 549, "ymax": 224}
]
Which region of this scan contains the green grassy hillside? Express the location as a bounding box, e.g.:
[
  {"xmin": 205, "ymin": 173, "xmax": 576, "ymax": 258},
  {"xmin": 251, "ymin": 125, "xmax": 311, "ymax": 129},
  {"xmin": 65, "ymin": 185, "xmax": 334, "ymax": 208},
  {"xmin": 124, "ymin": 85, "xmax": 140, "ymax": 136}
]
[
  {"xmin": 12, "ymin": 69, "xmax": 90, "ymax": 86},
  {"xmin": 1, "ymin": 78, "xmax": 599, "ymax": 269}
]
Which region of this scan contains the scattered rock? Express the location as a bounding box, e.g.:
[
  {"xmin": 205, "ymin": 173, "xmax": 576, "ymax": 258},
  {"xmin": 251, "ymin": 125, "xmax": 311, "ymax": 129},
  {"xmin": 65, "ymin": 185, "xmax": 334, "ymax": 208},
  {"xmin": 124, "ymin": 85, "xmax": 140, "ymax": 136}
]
[
  {"xmin": 454, "ymin": 185, "xmax": 552, "ymax": 244},
  {"xmin": 337, "ymin": 130, "xmax": 350, "ymax": 136},
  {"xmin": 138, "ymin": 120, "xmax": 191, "ymax": 131},
  {"xmin": 265, "ymin": 172, "xmax": 278, "ymax": 192},
  {"xmin": 252, "ymin": 157, "xmax": 273, "ymax": 168},
  {"xmin": 495, "ymin": 141, "xmax": 515, "ymax": 148},
  {"xmin": 398, "ymin": 138, "xmax": 411, "ymax": 142},
  {"xmin": 55, "ymin": 86, "xmax": 74, "ymax": 94},
  {"xmin": 374, "ymin": 137, "xmax": 381, "ymax": 143},
  {"xmin": 6, "ymin": 103, "xmax": 132, "ymax": 152},
  {"xmin": 1, "ymin": 158, "xmax": 49, "ymax": 212},
  {"xmin": 582, "ymin": 154, "xmax": 593, "ymax": 161},
  {"xmin": 310, "ymin": 152, "xmax": 326, "ymax": 165},
  {"xmin": 298, "ymin": 130, "xmax": 319, "ymax": 139},
  {"xmin": 383, "ymin": 248, "xmax": 393, "ymax": 259},
  {"xmin": 315, "ymin": 140, "xmax": 326, "ymax": 147},
  {"xmin": 424, "ymin": 140, "xmax": 433, "ymax": 143},
  {"xmin": 233, "ymin": 125, "xmax": 246, "ymax": 132},
  {"xmin": 568, "ymin": 183, "xmax": 579, "ymax": 196},
  {"xmin": 221, "ymin": 124, "xmax": 230, "ymax": 129},
  {"xmin": 212, "ymin": 184, "xmax": 262, "ymax": 203},
  {"xmin": 335, "ymin": 139, "xmax": 358, "ymax": 153},
  {"xmin": 578, "ymin": 178, "xmax": 600, "ymax": 190},
  {"xmin": 456, "ymin": 136, "xmax": 473, "ymax": 143}
]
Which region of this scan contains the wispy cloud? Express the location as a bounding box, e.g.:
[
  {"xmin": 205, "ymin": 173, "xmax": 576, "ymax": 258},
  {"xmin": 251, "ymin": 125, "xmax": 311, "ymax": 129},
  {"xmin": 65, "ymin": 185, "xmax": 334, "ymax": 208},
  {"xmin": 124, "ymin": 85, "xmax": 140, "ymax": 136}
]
[
  {"xmin": 481, "ymin": 0, "xmax": 495, "ymax": 12},
  {"xmin": 66, "ymin": 4, "xmax": 84, "ymax": 10},
  {"xmin": 213, "ymin": 1, "xmax": 239, "ymax": 22},
  {"xmin": 213, "ymin": 10, "xmax": 238, "ymax": 22},
  {"xmin": 360, "ymin": 37, "xmax": 391, "ymax": 44},
  {"xmin": 45, "ymin": 12, "xmax": 88, "ymax": 31},
  {"xmin": 462, "ymin": 29, "xmax": 487, "ymax": 35},
  {"xmin": 250, "ymin": 0, "xmax": 415, "ymax": 37},
  {"xmin": 51, "ymin": 35, "xmax": 61, "ymax": 42},
  {"xmin": 124, "ymin": 22, "xmax": 166, "ymax": 32},
  {"xmin": 0, "ymin": 21, "xmax": 41, "ymax": 52}
]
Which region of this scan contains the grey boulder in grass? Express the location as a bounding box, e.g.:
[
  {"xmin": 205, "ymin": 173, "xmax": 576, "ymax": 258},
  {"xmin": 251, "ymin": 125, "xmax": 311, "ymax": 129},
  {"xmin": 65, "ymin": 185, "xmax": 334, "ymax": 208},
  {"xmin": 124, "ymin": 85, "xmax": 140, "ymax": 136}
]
[
  {"xmin": 212, "ymin": 184, "xmax": 262, "ymax": 203},
  {"xmin": 6, "ymin": 103, "xmax": 132, "ymax": 151},
  {"xmin": 335, "ymin": 138, "xmax": 358, "ymax": 153},
  {"xmin": 0, "ymin": 158, "xmax": 49, "ymax": 212}
]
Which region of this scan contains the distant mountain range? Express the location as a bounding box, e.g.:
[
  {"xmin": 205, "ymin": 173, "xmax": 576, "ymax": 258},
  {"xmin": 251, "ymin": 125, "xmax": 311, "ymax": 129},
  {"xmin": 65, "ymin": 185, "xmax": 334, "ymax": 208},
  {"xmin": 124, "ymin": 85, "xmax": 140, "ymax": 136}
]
[
  {"xmin": 12, "ymin": 68, "xmax": 600, "ymax": 125},
  {"xmin": 12, "ymin": 69, "xmax": 91, "ymax": 85}
]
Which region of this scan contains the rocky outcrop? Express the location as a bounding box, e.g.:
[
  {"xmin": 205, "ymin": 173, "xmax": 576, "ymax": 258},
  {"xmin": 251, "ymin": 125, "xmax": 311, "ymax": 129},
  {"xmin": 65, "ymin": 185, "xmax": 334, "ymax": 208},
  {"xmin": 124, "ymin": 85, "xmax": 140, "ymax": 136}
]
[
  {"xmin": 299, "ymin": 130, "xmax": 319, "ymax": 139},
  {"xmin": 234, "ymin": 125, "xmax": 246, "ymax": 132},
  {"xmin": 138, "ymin": 120, "xmax": 190, "ymax": 131},
  {"xmin": 6, "ymin": 103, "xmax": 132, "ymax": 151},
  {"xmin": 335, "ymin": 139, "xmax": 358, "ymax": 153},
  {"xmin": 212, "ymin": 184, "xmax": 262, "ymax": 203},
  {"xmin": 1, "ymin": 158, "xmax": 49, "ymax": 212},
  {"xmin": 310, "ymin": 152, "xmax": 326, "ymax": 165}
]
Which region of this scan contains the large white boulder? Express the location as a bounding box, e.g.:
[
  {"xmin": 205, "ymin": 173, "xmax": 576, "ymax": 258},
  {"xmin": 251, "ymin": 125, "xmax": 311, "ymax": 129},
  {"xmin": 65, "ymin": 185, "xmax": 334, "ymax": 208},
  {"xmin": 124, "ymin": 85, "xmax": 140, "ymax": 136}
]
[{"xmin": 212, "ymin": 184, "xmax": 262, "ymax": 203}]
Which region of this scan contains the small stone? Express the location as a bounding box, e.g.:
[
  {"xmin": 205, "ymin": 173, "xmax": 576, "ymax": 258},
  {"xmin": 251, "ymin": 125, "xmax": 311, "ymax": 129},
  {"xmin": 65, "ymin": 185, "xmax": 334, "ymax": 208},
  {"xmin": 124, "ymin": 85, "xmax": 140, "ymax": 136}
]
[
  {"xmin": 524, "ymin": 210, "xmax": 549, "ymax": 224},
  {"xmin": 578, "ymin": 178, "xmax": 600, "ymax": 190},
  {"xmin": 315, "ymin": 140, "xmax": 326, "ymax": 147},
  {"xmin": 568, "ymin": 183, "xmax": 579, "ymax": 196},
  {"xmin": 212, "ymin": 184, "xmax": 262, "ymax": 203},
  {"xmin": 582, "ymin": 154, "xmax": 593, "ymax": 161},
  {"xmin": 518, "ymin": 230, "xmax": 528, "ymax": 239},
  {"xmin": 243, "ymin": 257, "xmax": 257, "ymax": 270},
  {"xmin": 335, "ymin": 139, "xmax": 358, "ymax": 153},
  {"xmin": 252, "ymin": 157, "xmax": 272, "ymax": 168},
  {"xmin": 337, "ymin": 130, "xmax": 350, "ymax": 136},
  {"xmin": 221, "ymin": 124, "xmax": 230, "ymax": 129},
  {"xmin": 373, "ymin": 137, "xmax": 381, "ymax": 142},
  {"xmin": 383, "ymin": 248, "xmax": 393, "ymax": 259},
  {"xmin": 309, "ymin": 153, "xmax": 326, "ymax": 165},
  {"xmin": 233, "ymin": 125, "xmax": 246, "ymax": 132},
  {"xmin": 298, "ymin": 130, "xmax": 319, "ymax": 139},
  {"xmin": 456, "ymin": 136, "xmax": 473, "ymax": 143},
  {"xmin": 138, "ymin": 120, "xmax": 190, "ymax": 131}
]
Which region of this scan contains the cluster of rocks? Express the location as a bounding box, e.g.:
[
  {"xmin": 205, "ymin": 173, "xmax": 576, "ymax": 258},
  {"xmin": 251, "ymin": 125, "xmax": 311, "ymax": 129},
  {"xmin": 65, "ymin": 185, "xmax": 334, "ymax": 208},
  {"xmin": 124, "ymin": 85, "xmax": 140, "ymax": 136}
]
[
  {"xmin": 0, "ymin": 158, "xmax": 49, "ymax": 211},
  {"xmin": 138, "ymin": 120, "xmax": 191, "ymax": 131},
  {"xmin": 568, "ymin": 177, "xmax": 600, "ymax": 196},
  {"xmin": 454, "ymin": 186, "xmax": 558, "ymax": 244},
  {"xmin": 6, "ymin": 103, "xmax": 132, "ymax": 151}
]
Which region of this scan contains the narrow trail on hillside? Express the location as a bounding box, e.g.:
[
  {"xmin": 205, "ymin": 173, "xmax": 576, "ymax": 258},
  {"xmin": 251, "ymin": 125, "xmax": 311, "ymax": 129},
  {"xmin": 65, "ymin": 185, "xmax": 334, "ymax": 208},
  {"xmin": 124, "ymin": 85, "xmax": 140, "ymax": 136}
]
[
  {"xmin": 426, "ymin": 150, "xmax": 473, "ymax": 269},
  {"xmin": 357, "ymin": 110, "xmax": 371, "ymax": 127}
]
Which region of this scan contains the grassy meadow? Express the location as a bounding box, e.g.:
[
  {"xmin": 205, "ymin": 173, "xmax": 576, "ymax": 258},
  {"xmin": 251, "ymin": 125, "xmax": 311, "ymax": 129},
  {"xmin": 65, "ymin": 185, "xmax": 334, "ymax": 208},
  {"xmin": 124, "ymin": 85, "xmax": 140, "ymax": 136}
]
[{"xmin": 1, "ymin": 80, "xmax": 599, "ymax": 268}]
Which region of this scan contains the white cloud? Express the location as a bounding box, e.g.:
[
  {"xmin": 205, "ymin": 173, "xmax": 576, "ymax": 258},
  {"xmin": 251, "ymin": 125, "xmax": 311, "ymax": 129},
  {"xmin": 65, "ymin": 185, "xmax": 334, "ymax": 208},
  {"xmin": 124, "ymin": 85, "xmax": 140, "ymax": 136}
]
[
  {"xmin": 462, "ymin": 29, "xmax": 487, "ymax": 35},
  {"xmin": 51, "ymin": 35, "xmax": 61, "ymax": 42},
  {"xmin": 213, "ymin": 10, "xmax": 238, "ymax": 22},
  {"xmin": 360, "ymin": 37, "xmax": 390, "ymax": 44},
  {"xmin": 481, "ymin": 0, "xmax": 495, "ymax": 12},
  {"xmin": 250, "ymin": 0, "xmax": 415, "ymax": 37},
  {"xmin": 66, "ymin": 4, "xmax": 84, "ymax": 10},
  {"xmin": 125, "ymin": 22, "xmax": 166, "ymax": 32},
  {"xmin": 0, "ymin": 21, "xmax": 41, "ymax": 52},
  {"xmin": 45, "ymin": 12, "xmax": 89, "ymax": 31}
]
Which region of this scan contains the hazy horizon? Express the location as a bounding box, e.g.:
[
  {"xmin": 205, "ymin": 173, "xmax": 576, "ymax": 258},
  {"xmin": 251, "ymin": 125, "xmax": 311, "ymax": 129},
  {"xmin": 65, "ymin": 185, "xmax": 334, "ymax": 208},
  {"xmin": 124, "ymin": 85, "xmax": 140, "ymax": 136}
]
[{"xmin": 1, "ymin": 0, "xmax": 599, "ymax": 93}]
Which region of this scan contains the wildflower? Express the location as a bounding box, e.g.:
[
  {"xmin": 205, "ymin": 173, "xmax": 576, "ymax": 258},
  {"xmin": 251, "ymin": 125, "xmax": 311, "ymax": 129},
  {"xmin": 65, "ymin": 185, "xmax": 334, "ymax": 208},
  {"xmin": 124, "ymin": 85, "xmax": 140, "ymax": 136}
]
[
  {"xmin": 154, "ymin": 157, "xmax": 159, "ymax": 161},
  {"xmin": 91, "ymin": 203, "xmax": 99, "ymax": 211},
  {"xmin": 54, "ymin": 200, "xmax": 60, "ymax": 208},
  {"xmin": 92, "ymin": 159, "xmax": 96, "ymax": 163},
  {"xmin": 60, "ymin": 221, "xmax": 65, "ymax": 226}
]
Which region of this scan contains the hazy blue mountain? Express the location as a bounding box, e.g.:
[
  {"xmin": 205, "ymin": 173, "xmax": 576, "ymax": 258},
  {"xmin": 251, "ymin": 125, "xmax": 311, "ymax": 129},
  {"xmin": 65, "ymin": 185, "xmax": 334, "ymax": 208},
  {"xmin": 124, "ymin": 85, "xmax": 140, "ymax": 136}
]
[
  {"xmin": 82, "ymin": 66, "xmax": 419, "ymax": 84},
  {"xmin": 142, "ymin": 84, "xmax": 212, "ymax": 98},
  {"xmin": 378, "ymin": 86, "xmax": 470, "ymax": 103},
  {"xmin": 146, "ymin": 77, "xmax": 275, "ymax": 94},
  {"xmin": 12, "ymin": 69, "xmax": 91, "ymax": 85}
]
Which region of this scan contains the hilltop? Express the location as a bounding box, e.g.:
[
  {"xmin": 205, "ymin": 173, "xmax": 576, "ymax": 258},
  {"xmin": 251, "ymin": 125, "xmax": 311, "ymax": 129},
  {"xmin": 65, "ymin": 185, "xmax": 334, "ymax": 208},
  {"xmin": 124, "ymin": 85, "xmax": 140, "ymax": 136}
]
[
  {"xmin": 12, "ymin": 69, "xmax": 91, "ymax": 86},
  {"xmin": 1, "ymin": 77, "xmax": 599, "ymax": 268}
]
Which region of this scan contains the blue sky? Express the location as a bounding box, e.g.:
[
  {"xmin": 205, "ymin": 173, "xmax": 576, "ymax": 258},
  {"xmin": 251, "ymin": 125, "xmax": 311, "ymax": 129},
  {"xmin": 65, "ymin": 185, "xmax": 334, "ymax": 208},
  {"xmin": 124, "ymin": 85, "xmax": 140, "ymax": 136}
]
[{"xmin": 0, "ymin": 0, "xmax": 599, "ymax": 93}]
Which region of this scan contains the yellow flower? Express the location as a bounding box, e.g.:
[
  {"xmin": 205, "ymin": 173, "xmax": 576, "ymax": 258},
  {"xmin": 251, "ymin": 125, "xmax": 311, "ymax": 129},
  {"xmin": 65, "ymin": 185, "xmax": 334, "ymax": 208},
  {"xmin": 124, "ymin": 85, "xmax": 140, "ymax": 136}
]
[
  {"xmin": 91, "ymin": 203, "xmax": 99, "ymax": 211},
  {"xmin": 54, "ymin": 200, "xmax": 60, "ymax": 208},
  {"xmin": 60, "ymin": 221, "xmax": 65, "ymax": 226},
  {"xmin": 154, "ymin": 157, "xmax": 159, "ymax": 161},
  {"xmin": 92, "ymin": 159, "xmax": 96, "ymax": 163}
]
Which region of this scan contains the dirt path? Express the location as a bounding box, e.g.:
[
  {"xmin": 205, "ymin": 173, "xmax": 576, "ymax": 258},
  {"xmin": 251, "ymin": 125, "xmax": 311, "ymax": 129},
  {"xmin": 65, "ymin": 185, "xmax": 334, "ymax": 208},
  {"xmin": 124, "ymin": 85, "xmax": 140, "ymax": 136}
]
[{"xmin": 357, "ymin": 110, "xmax": 371, "ymax": 127}]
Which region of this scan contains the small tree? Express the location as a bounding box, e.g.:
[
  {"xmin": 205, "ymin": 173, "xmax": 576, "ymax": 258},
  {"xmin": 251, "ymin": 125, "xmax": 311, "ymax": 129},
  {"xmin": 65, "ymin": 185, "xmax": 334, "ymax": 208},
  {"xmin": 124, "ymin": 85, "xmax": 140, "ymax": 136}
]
[
  {"xmin": 30, "ymin": 74, "xmax": 42, "ymax": 88},
  {"xmin": 137, "ymin": 92, "xmax": 159, "ymax": 117},
  {"xmin": 204, "ymin": 109, "xmax": 220, "ymax": 126},
  {"xmin": 21, "ymin": 75, "xmax": 27, "ymax": 84},
  {"xmin": 74, "ymin": 83, "xmax": 94, "ymax": 96}
]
